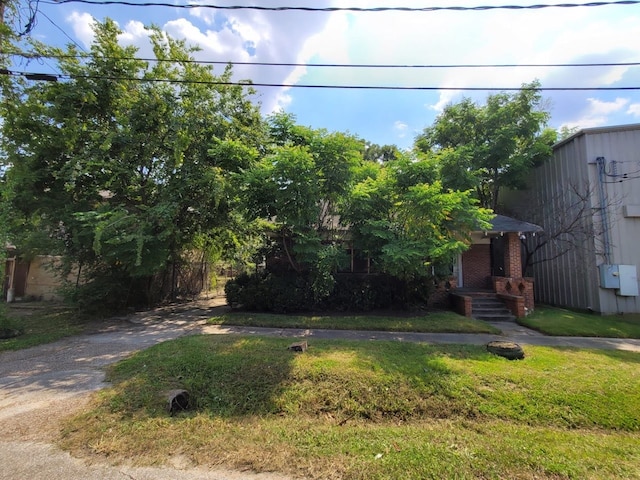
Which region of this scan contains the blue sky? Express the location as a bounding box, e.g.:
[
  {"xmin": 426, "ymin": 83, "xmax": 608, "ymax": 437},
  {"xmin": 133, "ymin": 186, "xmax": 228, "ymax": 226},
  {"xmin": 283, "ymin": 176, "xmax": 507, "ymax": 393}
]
[{"xmin": 13, "ymin": 0, "xmax": 640, "ymax": 149}]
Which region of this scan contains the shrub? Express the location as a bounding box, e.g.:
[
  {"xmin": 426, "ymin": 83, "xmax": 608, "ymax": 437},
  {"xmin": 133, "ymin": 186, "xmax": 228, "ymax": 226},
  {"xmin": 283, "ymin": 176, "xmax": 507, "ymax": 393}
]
[
  {"xmin": 0, "ymin": 308, "xmax": 24, "ymax": 339},
  {"xmin": 225, "ymin": 271, "xmax": 433, "ymax": 313}
]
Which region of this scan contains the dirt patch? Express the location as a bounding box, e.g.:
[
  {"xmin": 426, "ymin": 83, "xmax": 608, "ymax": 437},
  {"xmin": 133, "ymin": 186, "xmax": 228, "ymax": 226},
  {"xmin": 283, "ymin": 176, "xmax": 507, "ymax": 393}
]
[{"xmin": 0, "ymin": 394, "xmax": 91, "ymax": 443}]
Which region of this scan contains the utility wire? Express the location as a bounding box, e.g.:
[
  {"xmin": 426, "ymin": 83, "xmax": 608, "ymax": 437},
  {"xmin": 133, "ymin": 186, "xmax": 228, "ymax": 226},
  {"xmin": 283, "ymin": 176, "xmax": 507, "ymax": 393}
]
[
  {"xmin": 3, "ymin": 68, "xmax": 640, "ymax": 91},
  {"xmin": 44, "ymin": 0, "xmax": 640, "ymax": 12},
  {"xmin": 38, "ymin": 10, "xmax": 87, "ymax": 52},
  {"xmin": 17, "ymin": 0, "xmax": 40, "ymax": 36},
  {"xmin": 5, "ymin": 51, "xmax": 640, "ymax": 70}
]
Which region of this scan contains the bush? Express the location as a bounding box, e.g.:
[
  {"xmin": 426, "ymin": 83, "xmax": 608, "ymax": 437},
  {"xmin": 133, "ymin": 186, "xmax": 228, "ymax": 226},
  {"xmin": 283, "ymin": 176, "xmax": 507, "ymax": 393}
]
[
  {"xmin": 0, "ymin": 308, "xmax": 24, "ymax": 339},
  {"xmin": 225, "ymin": 271, "xmax": 433, "ymax": 313},
  {"xmin": 225, "ymin": 271, "xmax": 314, "ymax": 313}
]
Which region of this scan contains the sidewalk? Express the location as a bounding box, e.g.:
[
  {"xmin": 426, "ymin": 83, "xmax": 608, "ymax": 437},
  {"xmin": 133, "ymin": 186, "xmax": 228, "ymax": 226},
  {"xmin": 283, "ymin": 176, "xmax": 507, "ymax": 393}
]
[
  {"xmin": 199, "ymin": 322, "xmax": 640, "ymax": 352},
  {"xmin": 126, "ymin": 296, "xmax": 640, "ymax": 352}
]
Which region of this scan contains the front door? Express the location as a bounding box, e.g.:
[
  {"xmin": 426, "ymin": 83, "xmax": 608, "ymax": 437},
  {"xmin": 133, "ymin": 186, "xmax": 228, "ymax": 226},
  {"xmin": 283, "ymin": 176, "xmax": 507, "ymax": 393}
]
[{"xmin": 490, "ymin": 237, "xmax": 505, "ymax": 277}]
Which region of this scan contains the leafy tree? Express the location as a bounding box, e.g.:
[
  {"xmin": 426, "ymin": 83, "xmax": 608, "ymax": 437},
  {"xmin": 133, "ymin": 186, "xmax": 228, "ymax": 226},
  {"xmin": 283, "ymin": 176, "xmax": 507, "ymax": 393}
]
[
  {"xmin": 344, "ymin": 153, "xmax": 493, "ymax": 282},
  {"xmin": 557, "ymin": 125, "xmax": 580, "ymax": 141},
  {"xmin": 241, "ymin": 114, "xmax": 362, "ymax": 299},
  {"xmin": 415, "ymin": 81, "xmax": 556, "ymax": 211},
  {"xmin": 363, "ymin": 141, "xmax": 400, "ymax": 163},
  {"xmin": 1, "ymin": 19, "xmax": 264, "ymax": 310}
]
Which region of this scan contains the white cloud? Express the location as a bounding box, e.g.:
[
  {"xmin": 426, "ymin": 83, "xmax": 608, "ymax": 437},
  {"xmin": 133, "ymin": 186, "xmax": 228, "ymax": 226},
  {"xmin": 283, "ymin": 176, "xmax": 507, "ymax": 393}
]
[
  {"xmin": 562, "ymin": 97, "xmax": 630, "ymax": 129},
  {"xmin": 627, "ymin": 104, "xmax": 640, "ymax": 117},
  {"xmin": 428, "ymin": 90, "xmax": 462, "ymax": 113},
  {"xmin": 67, "ymin": 11, "xmax": 96, "ymax": 48},
  {"xmin": 394, "ymin": 121, "xmax": 408, "ymax": 138},
  {"xmin": 588, "ymin": 97, "xmax": 629, "ymax": 115},
  {"xmin": 117, "ymin": 20, "xmax": 154, "ymax": 58}
]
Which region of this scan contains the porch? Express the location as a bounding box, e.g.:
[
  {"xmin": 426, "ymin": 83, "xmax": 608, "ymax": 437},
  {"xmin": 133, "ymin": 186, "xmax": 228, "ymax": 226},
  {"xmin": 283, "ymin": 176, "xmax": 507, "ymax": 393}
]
[{"xmin": 451, "ymin": 215, "xmax": 542, "ymax": 319}]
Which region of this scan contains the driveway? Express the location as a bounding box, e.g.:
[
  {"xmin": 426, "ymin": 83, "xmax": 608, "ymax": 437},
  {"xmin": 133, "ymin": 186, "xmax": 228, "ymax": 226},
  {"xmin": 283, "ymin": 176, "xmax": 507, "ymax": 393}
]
[{"xmin": 1, "ymin": 299, "xmax": 639, "ymax": 479}]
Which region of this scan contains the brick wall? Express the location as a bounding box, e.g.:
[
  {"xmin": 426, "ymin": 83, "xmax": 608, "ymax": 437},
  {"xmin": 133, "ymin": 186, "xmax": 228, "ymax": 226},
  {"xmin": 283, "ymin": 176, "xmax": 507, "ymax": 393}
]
[
  {"xmin": 428, "ymin": 277, "xmax": 457, "ymax": 307},
  {"xmin": 493, "ymin": 276, "xmax": 535, "ymax": 314},
  {"xmin": 462, "ymin": 244, "xmax": 491, "ymax": 288},
  {"xmin": 504, "ymin": 232, "xmax": 523, "ymax": 278}
]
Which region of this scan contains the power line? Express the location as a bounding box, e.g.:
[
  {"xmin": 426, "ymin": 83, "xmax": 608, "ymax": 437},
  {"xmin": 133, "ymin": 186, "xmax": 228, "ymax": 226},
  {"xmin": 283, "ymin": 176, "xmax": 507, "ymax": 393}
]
[
  {"xmin": 43, "ymin": 0, "xmax": 640, "ymax": 12},
  {"xmin": 3, "ymin": 68, "xmax": 640, "ymax": 91},
  {"xmin": 38, "ymin": 10, "xmax": 87, "ymax": 52},
  {"xmin": 19, "ymin": 0, "xmax": 40, "ymax": 36},
  {"xmin": 6, "ymin": 51, "xmax": 640, "ymax": 70}
]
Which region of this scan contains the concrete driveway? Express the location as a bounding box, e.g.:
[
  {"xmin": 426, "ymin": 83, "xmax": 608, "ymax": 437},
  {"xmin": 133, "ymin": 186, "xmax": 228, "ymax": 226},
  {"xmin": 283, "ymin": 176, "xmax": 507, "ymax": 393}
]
[{"xmin": 1, "ymin": 299, "xmax": 639, "ymax": 479}]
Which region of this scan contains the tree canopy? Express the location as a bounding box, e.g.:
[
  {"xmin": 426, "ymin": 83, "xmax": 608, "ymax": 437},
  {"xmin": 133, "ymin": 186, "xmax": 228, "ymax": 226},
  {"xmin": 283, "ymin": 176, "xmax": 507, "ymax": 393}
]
[
  {"xmin": 1, "ymin": 19, "xmax": 264, "ymax": 309},
  {"xmin": 415, "ymin": 81, "xmax": 556, "ymax": 211},
  {"xmin": 2, "ymin": 15, "xmax": 553, "ymax": 312},
  {"xmin": 344, "ymin": 154, "xmax": 493, "ymax": 281}
]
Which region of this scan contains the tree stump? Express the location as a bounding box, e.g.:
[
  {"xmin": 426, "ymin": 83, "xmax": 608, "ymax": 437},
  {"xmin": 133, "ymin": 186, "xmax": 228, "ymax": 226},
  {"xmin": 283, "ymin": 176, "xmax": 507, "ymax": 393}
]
[{"xmin": 486, "ymin": 341, "xmax": 525, "ymax": 360}]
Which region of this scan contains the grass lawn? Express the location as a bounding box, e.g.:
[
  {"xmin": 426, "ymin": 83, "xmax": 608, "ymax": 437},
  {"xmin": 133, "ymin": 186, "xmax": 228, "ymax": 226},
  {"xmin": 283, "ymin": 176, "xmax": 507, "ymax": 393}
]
[
  {"xmin": 0, "ymin": 305, "xmax": 85, "ymax": 352},
  {"xmin": 61, "ymin": 335, "xmax": 640, "ymax": 479},
  {"xmin": 520, "ymin": 306, "xmax": 640, "ymax": 338},
  {"xmin": 208, "ymin": 311, "xmax": 500, "ymax": 334}
]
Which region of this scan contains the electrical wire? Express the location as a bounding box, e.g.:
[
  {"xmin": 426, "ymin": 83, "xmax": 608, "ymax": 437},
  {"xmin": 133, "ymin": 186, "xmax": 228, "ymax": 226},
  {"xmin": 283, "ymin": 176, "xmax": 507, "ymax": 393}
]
[
  {"xmin": 38, "ymin": 10, "xmax": 88, "ymax": 52},
  {"xmin": 42, "ymin": 0, "xmax": 640, "ymax": 12},
  {"xmin": 17, "ymin": 0, "xmax": 40, "ymax": 36},
  {"xmin": 3, "ymin": 68, "xmax": 640, "ymax": 91},
  {"xmin": 5, "ymin": 51, "xmax": 640, "ymax": 70}
]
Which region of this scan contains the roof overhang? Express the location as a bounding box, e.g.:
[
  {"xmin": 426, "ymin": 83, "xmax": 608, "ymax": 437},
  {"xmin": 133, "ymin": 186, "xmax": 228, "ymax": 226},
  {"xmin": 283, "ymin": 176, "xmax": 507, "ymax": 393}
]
[{"xmin": 475, "ymin": 214, "xmax": 543, "ymax": 237}]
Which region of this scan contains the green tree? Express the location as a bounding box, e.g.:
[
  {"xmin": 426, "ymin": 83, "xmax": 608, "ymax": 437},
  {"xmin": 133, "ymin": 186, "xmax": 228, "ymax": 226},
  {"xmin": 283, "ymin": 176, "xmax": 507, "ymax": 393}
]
[
  {"xmin": 241, "ymin": 114, "xmax": 363, "ymax": 299},
  {"xmin": 362, "ymin": 141, "xmax": 400, "ymax": 163},
  {"xmin": 344, "ymin": 153, "xmax": 493, "ymax": 281},
  {"xmin": 1, "ymin": 19, "xmax": 264, "ymax": 310},
  {"xmin": 415, "ymin": 81, "xmax": 556, "ymax": 211}
]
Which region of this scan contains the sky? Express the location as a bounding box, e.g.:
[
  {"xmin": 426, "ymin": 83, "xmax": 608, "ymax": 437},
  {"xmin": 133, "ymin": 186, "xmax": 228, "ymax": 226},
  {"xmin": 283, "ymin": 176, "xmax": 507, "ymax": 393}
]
[{"xmin": 11, "ymin": 0, "xmax": 640, "ymax": 149}]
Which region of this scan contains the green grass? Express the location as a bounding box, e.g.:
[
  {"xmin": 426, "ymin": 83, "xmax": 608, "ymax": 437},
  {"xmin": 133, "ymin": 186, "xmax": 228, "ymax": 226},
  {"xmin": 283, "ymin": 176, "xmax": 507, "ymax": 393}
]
[
  {"xmin": 208, "ymin": 311, "xmax": 500, "ymax": 334},
  {"xmin": 520, "ymin": 306, "xmax": 640, "ymax": 338},
  {"xmin": 0, "ymin": 306, "xmax": 85, "ymax": 351},
  {"xmin": 61, "ymin": 335, "xmax": 640, "ymax": 479}
]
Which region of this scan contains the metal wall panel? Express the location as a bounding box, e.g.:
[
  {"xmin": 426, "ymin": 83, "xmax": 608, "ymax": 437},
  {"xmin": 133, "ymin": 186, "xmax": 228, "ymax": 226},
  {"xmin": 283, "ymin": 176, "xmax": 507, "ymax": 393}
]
[{"xmin": 512, "ymin": 126, "xmax": 640, "ymax": 312}]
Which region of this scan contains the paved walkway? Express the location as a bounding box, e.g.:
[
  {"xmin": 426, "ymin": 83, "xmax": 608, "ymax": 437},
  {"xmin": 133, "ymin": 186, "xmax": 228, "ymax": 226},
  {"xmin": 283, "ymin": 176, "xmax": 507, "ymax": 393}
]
[{"xmin": 1, "ymin": 300, "xmax": 639, "ymax": 479}]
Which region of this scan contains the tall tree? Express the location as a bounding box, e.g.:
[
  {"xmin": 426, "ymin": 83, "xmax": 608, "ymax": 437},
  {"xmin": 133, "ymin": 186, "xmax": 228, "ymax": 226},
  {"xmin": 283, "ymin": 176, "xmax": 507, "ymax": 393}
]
[
  {"xmin": 415, "ymin": 81, "xmax": 556, "ymax": 211},
  {"xmin": 343, "ymin": 153, "xmax": 493, "ymax": 281},
  {"xmin": 241, "ymin": 114, "xmax": 363, "ymax": 299},
  {"xmin": 1, "ymin": 19, "xmax": 264, "ymax": 310}
]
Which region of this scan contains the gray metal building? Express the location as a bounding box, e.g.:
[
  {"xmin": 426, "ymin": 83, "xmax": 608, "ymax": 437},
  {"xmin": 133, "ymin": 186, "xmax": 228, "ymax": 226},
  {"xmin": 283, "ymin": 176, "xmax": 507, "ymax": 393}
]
[{"xmin": 512, "ymin": 124, "xmax": 640, "ymax": 314}]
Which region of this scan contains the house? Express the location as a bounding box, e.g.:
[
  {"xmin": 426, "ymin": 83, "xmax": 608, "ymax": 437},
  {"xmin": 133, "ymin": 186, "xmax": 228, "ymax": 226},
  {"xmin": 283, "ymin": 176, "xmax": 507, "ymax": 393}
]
[
  {"xmin": 507, "ymin": 123, "xmax": 640, "ymax": 314},
  {"xmin": 3, "ymin": 252, "xmax": 66, "ymax": 302},
  {"xmin": 447, "ymin": 215, "xmax": 542, "ymax": 319}
]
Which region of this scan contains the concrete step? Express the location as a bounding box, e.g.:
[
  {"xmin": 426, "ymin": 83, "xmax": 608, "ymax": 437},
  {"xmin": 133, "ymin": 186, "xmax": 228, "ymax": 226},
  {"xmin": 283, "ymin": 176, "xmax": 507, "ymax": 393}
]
[
  {"xmin": 473, "ymin": 313, "xmax": 516, "ymax": 322},
  {"xmin": 468, "ymin": 294, "xmax": 516, "ymax": 322}
]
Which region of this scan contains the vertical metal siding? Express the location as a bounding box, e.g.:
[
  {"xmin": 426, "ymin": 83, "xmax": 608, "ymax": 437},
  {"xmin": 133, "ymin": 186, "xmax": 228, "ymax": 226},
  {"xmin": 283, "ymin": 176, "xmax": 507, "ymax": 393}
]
[
  {"xmin": 585, "ymin": 130, "xmax": 640, "ymax": 313},
  {"xmin": 528, "ymin": 134, "xmax": 601, "ymax": 311}
]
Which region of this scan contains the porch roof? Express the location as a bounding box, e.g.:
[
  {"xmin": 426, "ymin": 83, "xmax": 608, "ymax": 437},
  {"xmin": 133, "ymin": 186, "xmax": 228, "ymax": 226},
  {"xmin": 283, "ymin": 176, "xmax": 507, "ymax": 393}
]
[{"xmin": 479, "ymin": 214, "xmax": 543, "ymax": 235}]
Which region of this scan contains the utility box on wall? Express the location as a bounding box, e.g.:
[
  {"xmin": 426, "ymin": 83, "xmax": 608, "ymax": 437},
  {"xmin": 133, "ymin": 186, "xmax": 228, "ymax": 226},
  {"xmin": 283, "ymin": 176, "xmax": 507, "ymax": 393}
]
[
  {"xmin": 599, "ymin": 264, "xmax": 639, "ymax": 296},
  {"xmin": 599, "ymin": 264, "xmax": 620, "ymax": 289},
  {"xmin": 617, "ymin": 265, "xmax": 639, "ymax": 296}
]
